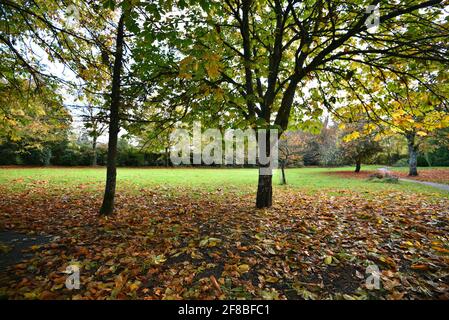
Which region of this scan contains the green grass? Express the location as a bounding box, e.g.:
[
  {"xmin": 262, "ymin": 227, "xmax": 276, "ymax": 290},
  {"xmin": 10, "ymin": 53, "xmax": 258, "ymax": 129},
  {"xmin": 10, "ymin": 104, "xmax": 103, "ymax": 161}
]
[{"xmin": 0, "ymin": 165, "xmax": 448, "ymax": 198}]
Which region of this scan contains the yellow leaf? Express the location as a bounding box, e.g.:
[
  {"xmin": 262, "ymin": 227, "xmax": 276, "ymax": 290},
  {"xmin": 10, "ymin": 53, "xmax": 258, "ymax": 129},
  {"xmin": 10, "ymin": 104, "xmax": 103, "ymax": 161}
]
[
  {"xmin": 152, "ymin": 254, "xmax": 166, "ymax": 265},
  {"xmin": 204, "ymin": 53, "xmax": 221, "ymax": 79},
  {"xmin": 129, "ymin": 282, "xmax": 140, "ymax": 291},
  {"xmin": 343, "ymin": 131, "xmax": 360, "ymax": 142},
  {"xmin": 238, "ymin": 264, "xmax": 250, "ymax": 273},
  {"xmin": 24, "ymin": 292, "xmax": 39, "ymax": 299},
  {"xmin": 179, "ymin": 56, "xmax": 194, "ymax": 79},
  {"xmin": 392, "ymin": 109, "xmax": 406, "ymax": 118},
  {"xmin": 265, "ymin": 276, "xmax": 279, "ymax": 283}
]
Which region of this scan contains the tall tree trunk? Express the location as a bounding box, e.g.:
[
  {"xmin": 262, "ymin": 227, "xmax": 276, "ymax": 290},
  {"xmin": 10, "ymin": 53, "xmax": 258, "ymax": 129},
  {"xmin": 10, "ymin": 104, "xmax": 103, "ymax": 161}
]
[
  {"xmin": 256, "ymin": 170, "xmax": 272, "ymax": 208},
  {"xmin": 99, "ymin": 13, "xmax": 125, "ymax": 216},
  {"xmin": 165, "ymin": 147, "xmax": 169, "ymax": 167},
  {"xmin": 256, "ymin": 130, "xmax": 273, "ymax": 208},
  {"xmin": 424, "ymin": 152, "xmax": 432, "ymax": 167},
  {"xmin": 355, "ymin": 159, "xmax": 361, "ymax": 173},
  {"xmin": 280, "ymin": 161, "xmax": 287, "ymax": 185},
  {"xmin": 406, "ymin": 133, "xmax": 419, "ymax": 177},
  {"xmin": 92, "ymin": 136, "xmax": 97, "ymax": 166}
]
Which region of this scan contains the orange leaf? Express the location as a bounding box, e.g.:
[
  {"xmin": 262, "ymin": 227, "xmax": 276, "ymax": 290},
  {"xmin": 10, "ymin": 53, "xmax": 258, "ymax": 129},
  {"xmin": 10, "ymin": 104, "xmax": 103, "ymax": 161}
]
[{"xmin": 410, "ymin": 264, "xmax": 429, "ymax": 270}]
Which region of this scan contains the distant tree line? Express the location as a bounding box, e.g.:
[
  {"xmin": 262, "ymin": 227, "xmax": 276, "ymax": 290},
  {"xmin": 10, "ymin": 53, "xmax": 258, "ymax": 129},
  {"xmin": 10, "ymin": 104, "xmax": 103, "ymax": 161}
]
[
  {"xmin": 0, "ymin": 138, "xmax": 164, "ymax": 167},
  {"xmin": 2, "ymin": 126, "xmax": 448, "ymax": 169}
]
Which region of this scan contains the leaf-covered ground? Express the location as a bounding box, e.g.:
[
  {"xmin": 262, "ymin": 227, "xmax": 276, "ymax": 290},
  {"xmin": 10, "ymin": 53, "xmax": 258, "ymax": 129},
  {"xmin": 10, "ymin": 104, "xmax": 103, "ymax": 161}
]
[
  {"xmin": 1, "ymin": 182, "xmax": 449, "ymax": 300},
  {"xmin": 328, "ymin": 168, "xmax": 449, "ymax": 185},
  {"xmin": 394, "ymin": 168, "xmax": 449, "ymax": 185}
]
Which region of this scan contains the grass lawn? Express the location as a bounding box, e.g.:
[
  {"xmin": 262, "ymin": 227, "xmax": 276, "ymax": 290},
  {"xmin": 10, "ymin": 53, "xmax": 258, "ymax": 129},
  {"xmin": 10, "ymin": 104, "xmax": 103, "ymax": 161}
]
[
  {"xmin": 0, "ymin": 166, "xmax": 449, "ymax": 300},
  {"xmin": 0, "ymin": 165, "xmax": 447, "ymax": 198}
]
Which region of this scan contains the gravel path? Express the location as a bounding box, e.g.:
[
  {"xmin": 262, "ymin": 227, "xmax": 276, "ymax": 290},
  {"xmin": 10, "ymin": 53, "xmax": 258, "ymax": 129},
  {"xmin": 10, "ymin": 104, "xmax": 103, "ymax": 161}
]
[{"xmin": 401, "ymin": 178, "xmax": 449, "ymax": 192}]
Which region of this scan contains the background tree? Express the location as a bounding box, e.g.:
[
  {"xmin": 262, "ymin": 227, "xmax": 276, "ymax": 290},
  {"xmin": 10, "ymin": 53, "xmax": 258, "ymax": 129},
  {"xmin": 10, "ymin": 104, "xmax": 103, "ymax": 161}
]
[
  {"xmin": 335, "ymin": 60, "xmax": 449, "ymax": 176},
  {"xmin": 339, "ymin": 122, "xmax": 382, "ymax": 172},
  {"xmin": 80, "ymin": 103, "xmax": 108, "ymax": 166},
  {"xmin": 137, "ymin": 125, "xmax": 174, "ymax": 167},
  {"xmin": 278, "ymin": 131, "xmax": 304, "ymax": 184}
]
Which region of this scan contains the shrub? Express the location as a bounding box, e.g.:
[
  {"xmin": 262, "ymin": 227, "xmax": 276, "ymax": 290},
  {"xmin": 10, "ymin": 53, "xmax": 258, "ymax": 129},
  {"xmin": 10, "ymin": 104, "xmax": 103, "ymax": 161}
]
[{"xmin": 368, "ymin": 176, "xmax": 399, "ymax": 184}]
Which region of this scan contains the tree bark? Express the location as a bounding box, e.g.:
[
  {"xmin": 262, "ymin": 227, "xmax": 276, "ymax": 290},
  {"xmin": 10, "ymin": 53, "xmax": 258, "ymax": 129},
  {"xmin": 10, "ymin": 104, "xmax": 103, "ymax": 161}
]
[
  {"xmin": 256, "ymin": 130, "xmax": 273, "ymax": 208},
  {"xmin": 99, "ymin": 13, "xmax": 125, "ymax": 216},
  {"xmin": 256, "ymin": 170, "xmax": 272, "ymax": 208},
  {"xmin": 424, "ymin": 152, "xmax": 432, "ymax": 167},
  {"xmin": 92, "ymin": 136, "xmax": 97, "ymax": 166},
  {"xmin": 406, "ymin": 133, "xmax": 419, "ymax": 176},
  {"xmin": 280, "ymin": 161, "xmax": 287, "ymax": 185},
  {"xmin": 355, "ymin": 159, "xmax": 361, "ymax": 173},
  {"xmin": 165, "ymin": 147, "xmax": 169, "ymax": 167}
]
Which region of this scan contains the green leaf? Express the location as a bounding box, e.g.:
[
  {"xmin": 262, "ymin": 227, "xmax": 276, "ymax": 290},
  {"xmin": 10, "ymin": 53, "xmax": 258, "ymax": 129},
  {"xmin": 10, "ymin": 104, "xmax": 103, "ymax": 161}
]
[
  {"xmin": 324, "ymin": 256, "xmax": 333, "ymax": 265},
  {"xmin": 102, "ymin": 0, "xmax": 115, "ymax": 10}
]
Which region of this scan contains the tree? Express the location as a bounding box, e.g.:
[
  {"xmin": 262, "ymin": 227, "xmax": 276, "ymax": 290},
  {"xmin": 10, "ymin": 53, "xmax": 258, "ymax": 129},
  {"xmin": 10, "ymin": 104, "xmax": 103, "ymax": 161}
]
[
  {"xmin": 98, "ymin": 0, "xmax": 194, "ymax": 214},
  {"xmin": 339, "ymin": 122, "xmax": 382, "ymax": 172},
  {"xmin": 136, "ymin": 125, "xmax": 174, "ymax": 167},
  {"xmin": 79, "ymin": 104, "xmax": 107, "ymax": 166},
  {"xmin": 390, "ymin": 88, "xmax": 449, "ymax": 176},
  {"xmin": 335, "ymin": 60, "xmax": 449, "ymax": 176},
  {"xmin": 317, "ymin": 119, "xmax": 341, "ymax": 167},
  {"xmin": 99, "ymin": 10, "xmax": 126, "ymax": 216},
  {"xmin": 278, "ymin": 131, "xmax": 304, "ymax": 184},
  {"xmin": 2, "ymin": 0, "xmax": 176, "ymax": 215},
  {"xmin": 1, "ymin": 0, "xmax": 123, "ymax": 214},
  {"xmin": 165, "ymin": 0, "xmax": 449, "ymax": 207}
]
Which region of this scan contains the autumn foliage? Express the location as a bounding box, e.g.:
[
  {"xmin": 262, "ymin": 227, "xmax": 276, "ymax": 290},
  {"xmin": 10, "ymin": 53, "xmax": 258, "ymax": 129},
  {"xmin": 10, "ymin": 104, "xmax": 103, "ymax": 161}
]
[{"xmin": 1, "ymin": 180, "xmax": 449, "ymax": 300}]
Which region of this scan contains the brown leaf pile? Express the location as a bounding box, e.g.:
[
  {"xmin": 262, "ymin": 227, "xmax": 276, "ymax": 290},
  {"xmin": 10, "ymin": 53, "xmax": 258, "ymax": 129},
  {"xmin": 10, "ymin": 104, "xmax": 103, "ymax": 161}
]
[
  {"xmin": 394, "ymin": 169, "xmax": 449, "ymax": 185},
  {"xmin": 0, "ymin": 185, "xmax": 449, "ymax": 300},
  {"xmin": 329, "ymin": 168, "xmax": 449, "ymax": 185}
]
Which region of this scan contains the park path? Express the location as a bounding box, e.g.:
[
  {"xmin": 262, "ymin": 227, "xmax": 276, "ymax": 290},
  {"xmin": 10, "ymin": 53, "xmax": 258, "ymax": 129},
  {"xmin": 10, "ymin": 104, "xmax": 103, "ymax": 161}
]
[
  {"xmin": 401, "ymin": 178, "xmax": 449, "ymax": 192},
  {"xmin": 0, "ymin": 231, "xmax": 53, "ymax": 286}
]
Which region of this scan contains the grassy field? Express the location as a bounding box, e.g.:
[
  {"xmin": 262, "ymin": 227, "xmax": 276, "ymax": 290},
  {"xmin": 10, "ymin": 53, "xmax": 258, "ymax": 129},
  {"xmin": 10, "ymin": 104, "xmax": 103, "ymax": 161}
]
[{"xmin": 0, "ymin": 165, "xmax": 448, "ymax": 198}]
